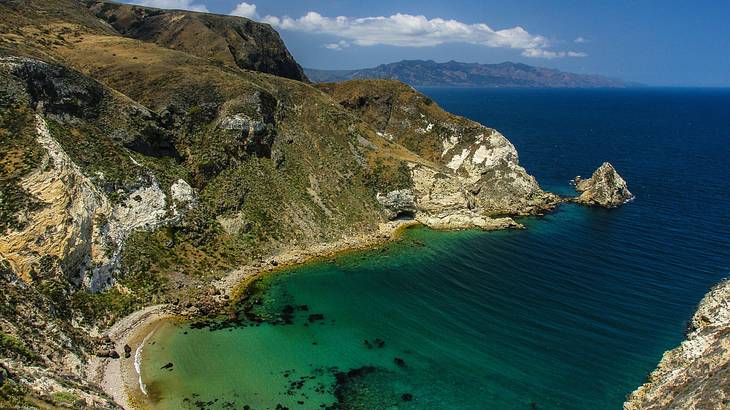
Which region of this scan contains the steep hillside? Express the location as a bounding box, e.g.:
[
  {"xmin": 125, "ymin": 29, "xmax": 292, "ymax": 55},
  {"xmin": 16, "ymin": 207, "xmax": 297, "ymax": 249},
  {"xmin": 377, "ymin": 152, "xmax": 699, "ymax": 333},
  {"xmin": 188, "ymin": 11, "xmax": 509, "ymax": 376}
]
[
  {"xmin": 307, "ymin": 60, "xmax": 636, "ymax": 88},
  {"xmin": 317, "ymin": 80, "xmax": 559, "ymax": 216},
  {"xmin": 86, "ymin": 1, "xmax": 307, "ymax": 81}
]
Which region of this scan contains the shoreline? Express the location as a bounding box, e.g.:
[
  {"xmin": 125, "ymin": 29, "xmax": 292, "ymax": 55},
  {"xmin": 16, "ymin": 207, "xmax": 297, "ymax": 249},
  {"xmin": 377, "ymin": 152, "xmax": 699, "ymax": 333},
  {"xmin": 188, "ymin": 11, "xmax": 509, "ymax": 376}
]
[
  {"xmin": 86, "ymin": 305, "xmax": 176, "ymax": 410},
  {"xmin": 93, "ymin": 219, "xmax": 419, "ymax": 409}
]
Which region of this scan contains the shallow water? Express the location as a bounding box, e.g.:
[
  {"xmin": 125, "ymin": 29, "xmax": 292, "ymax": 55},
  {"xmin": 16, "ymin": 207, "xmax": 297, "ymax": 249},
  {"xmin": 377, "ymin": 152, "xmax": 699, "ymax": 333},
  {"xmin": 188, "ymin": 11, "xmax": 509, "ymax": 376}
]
[{"xmin": 142, "ymin": 88, "xmax": 730, "ymax": 409}]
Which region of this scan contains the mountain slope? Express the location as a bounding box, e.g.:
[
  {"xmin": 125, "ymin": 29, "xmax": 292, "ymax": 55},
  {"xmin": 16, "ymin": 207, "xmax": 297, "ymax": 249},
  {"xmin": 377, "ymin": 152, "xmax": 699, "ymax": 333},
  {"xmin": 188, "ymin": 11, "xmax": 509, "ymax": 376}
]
[
  {"xmin": 86, "ymin": 1, "xmax": 308, "ymax": 81},
  {"xmin": 306, "ymin": 60, "xmax": 636, "ymax": 88}
]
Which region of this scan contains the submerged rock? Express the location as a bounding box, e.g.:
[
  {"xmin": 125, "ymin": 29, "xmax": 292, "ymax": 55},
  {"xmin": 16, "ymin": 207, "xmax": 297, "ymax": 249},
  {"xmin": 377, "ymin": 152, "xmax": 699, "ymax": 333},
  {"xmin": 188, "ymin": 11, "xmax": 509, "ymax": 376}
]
[{"xmin": 572, "ymin": 162, "xmax": 634, "ymax": 208}]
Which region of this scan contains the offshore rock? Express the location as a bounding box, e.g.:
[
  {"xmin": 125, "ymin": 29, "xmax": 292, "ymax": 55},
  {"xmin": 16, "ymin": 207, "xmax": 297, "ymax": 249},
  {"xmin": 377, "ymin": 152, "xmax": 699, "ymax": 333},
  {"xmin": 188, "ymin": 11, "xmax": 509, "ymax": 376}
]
[
  {"xmin": 572, "ymin": 162, "xmax": 634, "ymax": 208},
  {"xmin": 624, "ymin": 279, "xmax": 730, "ymax": 409}
]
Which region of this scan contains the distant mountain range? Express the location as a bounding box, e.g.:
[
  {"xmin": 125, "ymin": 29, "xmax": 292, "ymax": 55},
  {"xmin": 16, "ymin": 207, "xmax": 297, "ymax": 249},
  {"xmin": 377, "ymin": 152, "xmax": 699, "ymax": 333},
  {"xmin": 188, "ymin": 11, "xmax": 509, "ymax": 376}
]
[{"xmin": 306, "ymin": 60, "xmax": 640, "ymax": 88}]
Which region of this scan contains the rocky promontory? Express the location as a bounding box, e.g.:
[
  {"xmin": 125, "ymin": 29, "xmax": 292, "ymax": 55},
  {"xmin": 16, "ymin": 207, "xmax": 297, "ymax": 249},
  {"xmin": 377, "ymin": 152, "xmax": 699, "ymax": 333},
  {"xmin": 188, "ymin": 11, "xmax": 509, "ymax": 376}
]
[
  {"xmin": 572, "ymin": 162, "xmax": 634, "ymax": 207},
  {"xmin": 624, "ymin": 279, "xmax": 730, "ymax": 409}
]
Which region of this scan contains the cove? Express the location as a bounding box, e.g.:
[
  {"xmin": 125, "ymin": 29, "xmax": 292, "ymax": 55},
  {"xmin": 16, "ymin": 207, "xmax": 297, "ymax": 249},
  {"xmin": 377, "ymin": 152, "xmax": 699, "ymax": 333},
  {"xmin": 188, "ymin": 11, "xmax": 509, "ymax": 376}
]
[{"xmin": 140, "ymin": 88, "xmax": 730, "ymax": 409}]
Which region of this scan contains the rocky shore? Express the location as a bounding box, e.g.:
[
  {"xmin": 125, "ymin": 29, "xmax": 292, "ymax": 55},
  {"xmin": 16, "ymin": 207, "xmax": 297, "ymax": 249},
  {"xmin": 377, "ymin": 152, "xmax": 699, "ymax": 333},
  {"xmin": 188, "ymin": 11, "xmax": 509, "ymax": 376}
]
[{"xmin": 624, "ymin": 279, "xmax": 730, "ymax": 410}]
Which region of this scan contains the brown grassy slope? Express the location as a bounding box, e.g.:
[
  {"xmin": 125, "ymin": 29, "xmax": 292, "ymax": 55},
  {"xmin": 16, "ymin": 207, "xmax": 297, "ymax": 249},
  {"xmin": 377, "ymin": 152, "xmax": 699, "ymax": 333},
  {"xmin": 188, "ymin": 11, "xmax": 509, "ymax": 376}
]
[
  {"xmin": 0, "ymin": 0, "xmax": 119, "ymax": 62},
  {"xmin": 86, "ymin": 0, "xmax": 307, "ymax": 81},
  {"xmin": 317, "ymin": 79, "xmax": 494, "ymax": 165},
  {"xmin": 0, "ymin": 0, "xmax": 434, "ymax": 309}
]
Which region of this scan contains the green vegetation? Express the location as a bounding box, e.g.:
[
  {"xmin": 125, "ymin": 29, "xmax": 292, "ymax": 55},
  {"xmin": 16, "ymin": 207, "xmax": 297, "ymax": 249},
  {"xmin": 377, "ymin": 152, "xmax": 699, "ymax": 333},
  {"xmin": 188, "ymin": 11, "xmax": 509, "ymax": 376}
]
[
  {"xmin": 46, "ymin": 118, "xmax": 187, "ymax": 203},
  {"xmin": 0, "ymin": 377, "xmax": 29, "ymax": 409},
  {"xmin": 0, "ymin": 0, "xmax": 513, "ymax": 404},
  {"xmin": 51, "ymin": 391, "xmax": 80, "ymax": 406},
  {"xmin": 364, "ymin": 159, "xmax": 414, "ymax": 192},
  {"xmin": 0, "ymin": 333, "xmax": 38, "ymax": 362},
  {"xmin": 0, "ymin": 106, "xmax": 45, "ymax": 232}
]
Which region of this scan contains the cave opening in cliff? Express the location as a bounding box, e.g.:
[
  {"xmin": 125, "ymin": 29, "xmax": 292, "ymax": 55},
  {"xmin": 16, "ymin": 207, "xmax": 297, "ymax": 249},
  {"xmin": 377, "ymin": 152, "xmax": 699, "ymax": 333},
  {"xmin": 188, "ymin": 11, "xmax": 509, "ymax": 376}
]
[{"xmin": 393, "ymin": 210, "xmax": 416, "ymax": 221}]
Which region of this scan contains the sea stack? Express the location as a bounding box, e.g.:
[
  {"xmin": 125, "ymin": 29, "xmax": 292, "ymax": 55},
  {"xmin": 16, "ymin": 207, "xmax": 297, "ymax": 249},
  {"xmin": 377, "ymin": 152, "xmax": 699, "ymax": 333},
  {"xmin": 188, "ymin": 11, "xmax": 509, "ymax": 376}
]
[{"xmin": 572, "ymin": 162, "xmax": 634, "ymax": 208}]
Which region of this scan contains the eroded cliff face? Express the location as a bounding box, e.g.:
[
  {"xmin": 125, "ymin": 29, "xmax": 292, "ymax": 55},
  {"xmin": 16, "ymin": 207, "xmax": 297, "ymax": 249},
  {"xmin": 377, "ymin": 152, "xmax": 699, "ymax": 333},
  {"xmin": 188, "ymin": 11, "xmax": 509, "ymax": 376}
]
[
  {"xmin": 320, "ymin": 80, "xmax": 559, "ymax": 229},
  {"xmin": 1, "ymin": 57, "xmax": 194, "ymax": 292},
  {"xmin": 624, "ymin": 280, "xmax": 730, "ymax": 410},
  {"xmin": 0, "ymin": 260, "xmax": 118, "ymax": 409}
]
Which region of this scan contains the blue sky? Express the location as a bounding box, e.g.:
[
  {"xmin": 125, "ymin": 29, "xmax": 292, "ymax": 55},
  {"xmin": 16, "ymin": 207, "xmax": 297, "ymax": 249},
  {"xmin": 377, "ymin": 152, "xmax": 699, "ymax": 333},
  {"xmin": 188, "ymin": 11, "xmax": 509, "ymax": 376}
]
[{"xmin": 127, "ymin": 1, "xmax": 730, "ymax": 86}]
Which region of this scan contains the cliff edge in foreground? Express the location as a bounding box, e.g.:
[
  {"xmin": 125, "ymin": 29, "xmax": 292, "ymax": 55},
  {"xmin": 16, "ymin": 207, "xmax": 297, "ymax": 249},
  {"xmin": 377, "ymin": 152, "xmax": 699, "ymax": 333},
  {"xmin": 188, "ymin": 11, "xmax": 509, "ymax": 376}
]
[
  {"xmin": 572, "ymin": 162, "xmax": 634, "ymax": 208},
  {"xmin": 625, "ymin": 279, "xmax": 730, "ymax": 410}
]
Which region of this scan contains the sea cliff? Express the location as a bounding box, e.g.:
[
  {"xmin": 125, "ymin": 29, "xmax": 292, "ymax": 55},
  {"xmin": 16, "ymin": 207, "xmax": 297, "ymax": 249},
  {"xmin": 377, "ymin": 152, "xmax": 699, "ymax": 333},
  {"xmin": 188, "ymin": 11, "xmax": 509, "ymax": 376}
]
[{"xmin": 624, "ymin": 279, "xmax": 730, "ymax": 410}]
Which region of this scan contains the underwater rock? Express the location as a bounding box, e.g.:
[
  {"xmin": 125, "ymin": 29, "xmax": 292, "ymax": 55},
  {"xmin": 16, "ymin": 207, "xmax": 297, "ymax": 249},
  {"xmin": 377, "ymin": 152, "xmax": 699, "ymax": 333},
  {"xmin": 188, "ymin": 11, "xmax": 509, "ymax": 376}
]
[{"xmin": 308, "ymin": 313, "xmax": 325, "ymax": 322}]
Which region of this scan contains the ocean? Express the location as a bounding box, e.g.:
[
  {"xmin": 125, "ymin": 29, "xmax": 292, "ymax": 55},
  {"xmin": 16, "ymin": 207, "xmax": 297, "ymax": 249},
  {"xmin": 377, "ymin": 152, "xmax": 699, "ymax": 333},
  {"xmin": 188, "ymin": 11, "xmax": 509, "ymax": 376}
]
[{"xmin": 140, "ymin": 88, "xmax": 730, "ymax": 409}]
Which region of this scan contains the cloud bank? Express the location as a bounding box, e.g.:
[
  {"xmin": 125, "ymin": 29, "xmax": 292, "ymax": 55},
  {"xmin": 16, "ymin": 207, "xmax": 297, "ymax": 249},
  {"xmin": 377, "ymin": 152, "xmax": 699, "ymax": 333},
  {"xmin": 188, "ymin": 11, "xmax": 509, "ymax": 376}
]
[
  {"xmin": 129, "ymin": 2, "xmax": 587, "ymax": 59},
  {"xmin": 254, "ymin": 9, "xmax": 586, "ymax": 58}
]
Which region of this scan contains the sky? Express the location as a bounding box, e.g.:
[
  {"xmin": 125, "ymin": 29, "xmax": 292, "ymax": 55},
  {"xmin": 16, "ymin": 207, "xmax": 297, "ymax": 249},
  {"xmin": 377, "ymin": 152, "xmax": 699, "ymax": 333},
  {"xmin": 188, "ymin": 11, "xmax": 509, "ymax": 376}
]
[{"xmin": 124, "ymin": 1, "xmax": 730, "ymax": 86}]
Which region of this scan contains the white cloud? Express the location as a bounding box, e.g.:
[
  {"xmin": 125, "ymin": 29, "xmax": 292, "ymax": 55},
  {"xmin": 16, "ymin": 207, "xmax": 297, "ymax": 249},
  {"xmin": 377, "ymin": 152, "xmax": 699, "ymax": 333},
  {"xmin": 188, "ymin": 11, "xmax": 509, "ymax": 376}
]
[
  {"xmin": 324, "ymin": 40, "xmax": 350, "ymax": 51},
  {"xmin": 129, "ymin": 0, "xmax": 208, "ymax": 12},
  {"xmin": 521, "ymin": 48, "xmax": 587, "ymax": 59},
  {"xmin": 230, "ymin": 2, "xmax": 258, "ymax": 19},
  {"xmin": 574, "ymin": 36, "xmax": 588, "ymax": 43},
  {"xmin": 256, "ymin": 9, "xmax": 584, "ymax": 58}
]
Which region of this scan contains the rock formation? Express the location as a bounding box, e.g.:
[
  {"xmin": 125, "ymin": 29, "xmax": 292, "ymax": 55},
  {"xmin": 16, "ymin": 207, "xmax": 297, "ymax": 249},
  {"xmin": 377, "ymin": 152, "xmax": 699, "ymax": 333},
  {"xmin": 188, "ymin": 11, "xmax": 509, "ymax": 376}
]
[
  {"xmin": 319, "ymin": 79, "xmax": 561, "ymax": 227},
  {"xmin": 572, "ymin": 162, "xmax": 634, "ymax": 207},
  {"xmin": 624, "ymin": 279, "xmax": 730, "ymax": 409}
]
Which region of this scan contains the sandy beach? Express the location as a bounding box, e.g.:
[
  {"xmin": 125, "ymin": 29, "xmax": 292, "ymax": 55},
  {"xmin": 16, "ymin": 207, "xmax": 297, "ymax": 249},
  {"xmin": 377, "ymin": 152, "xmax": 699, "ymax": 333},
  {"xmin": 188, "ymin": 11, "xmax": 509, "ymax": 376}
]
[
  {"xmin": 86, "ymin": 305, "xmax": 175, "ymax": 410},
  {"xmin": 91, "ymin": 220, "xmax": 417, "ymax": 409}
]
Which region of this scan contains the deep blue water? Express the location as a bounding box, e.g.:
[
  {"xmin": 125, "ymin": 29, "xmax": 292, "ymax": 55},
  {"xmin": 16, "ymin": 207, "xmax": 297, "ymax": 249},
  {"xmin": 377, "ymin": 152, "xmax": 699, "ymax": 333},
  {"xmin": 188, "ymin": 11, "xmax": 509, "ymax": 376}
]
[{"xmin": 143, "ymin": 88, "xmax": 730, "ymax": 409}]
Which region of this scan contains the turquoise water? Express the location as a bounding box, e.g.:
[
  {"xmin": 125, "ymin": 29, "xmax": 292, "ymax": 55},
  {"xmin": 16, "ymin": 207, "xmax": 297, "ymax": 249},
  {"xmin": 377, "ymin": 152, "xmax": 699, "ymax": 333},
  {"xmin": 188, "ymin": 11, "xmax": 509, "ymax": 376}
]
[{"xmin": 142, "ymin": 88, "xmax": 730, "ymax": 409}]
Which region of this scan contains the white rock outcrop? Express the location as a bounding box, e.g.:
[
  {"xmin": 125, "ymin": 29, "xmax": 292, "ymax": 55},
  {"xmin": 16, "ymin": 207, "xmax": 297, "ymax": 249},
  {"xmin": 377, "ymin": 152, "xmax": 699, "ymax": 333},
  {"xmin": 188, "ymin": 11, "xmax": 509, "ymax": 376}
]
[
  {"xmin": 0, "ymin": 115, "xmax": 195, "ymax": 291},
  {"xmin": 624, "ymin": 279, "xmax": 730, "ymax": 409}
]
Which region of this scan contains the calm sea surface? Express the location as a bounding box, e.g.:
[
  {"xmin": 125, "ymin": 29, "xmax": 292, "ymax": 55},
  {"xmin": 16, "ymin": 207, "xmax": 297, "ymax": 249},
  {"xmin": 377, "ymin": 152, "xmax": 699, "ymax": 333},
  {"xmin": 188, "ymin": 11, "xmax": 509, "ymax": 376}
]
[{"xmin": 142, "ymin": 88, "xmax": 730, "ymax": 409}]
